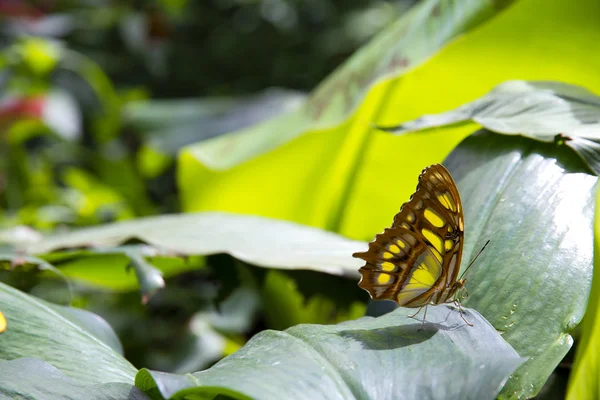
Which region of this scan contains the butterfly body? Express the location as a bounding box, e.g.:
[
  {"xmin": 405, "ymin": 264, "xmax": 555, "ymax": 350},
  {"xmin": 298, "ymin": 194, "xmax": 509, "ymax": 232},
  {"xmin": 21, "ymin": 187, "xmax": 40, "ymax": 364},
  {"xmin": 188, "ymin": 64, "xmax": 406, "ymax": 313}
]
[{"xmin": 353, "ymin": 164, "xmax": 469, "ymax": 320}]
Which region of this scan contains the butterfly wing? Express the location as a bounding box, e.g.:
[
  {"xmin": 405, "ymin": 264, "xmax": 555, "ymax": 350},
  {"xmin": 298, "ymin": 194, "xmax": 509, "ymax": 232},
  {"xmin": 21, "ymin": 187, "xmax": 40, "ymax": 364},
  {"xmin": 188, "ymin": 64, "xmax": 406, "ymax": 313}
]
[
  {"xmin": 353, "ymin": 164, "xmax": 464, "ymax": 306},
  {"xmin": 354, "ymin": 226, "xmax": 445, "ymax": 306}
]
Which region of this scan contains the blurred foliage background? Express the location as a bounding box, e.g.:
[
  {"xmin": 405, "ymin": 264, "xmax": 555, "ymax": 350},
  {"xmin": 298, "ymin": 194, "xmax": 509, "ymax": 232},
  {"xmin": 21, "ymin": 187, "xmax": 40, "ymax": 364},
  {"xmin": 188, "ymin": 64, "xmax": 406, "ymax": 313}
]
[
  {"xmin": 0, "ymin": 0, "xmax": 416, "ymax": 230},
  {"xmin": 0, "ymin": 0, "xmax": 417, "ymax": 373}
]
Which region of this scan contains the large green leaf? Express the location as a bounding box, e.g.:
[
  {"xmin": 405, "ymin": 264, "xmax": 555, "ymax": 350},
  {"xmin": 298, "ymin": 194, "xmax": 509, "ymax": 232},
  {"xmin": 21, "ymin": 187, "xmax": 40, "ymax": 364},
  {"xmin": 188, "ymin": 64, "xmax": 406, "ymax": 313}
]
[
  {"xmin": 24, "ymin": 132, "xmax": 597, "ymax": 399},
  {"xmin": 361, "ymin": 131, "xmax": 596, "ymax": 399},
  {"xmin": 135, "ymin": 306, "xmax": 524, "ymax": 400},
  {"xmin": 182, "ymin": 0, "xmax": 504, "ymax": 171},
  {"xmin": 0, "ymin": 358, "xmax": 147, "ymax": 400},
  {"xmin": 26, "ymin": 213, "xmax": 366, "ymax": 278},
  {"xmin": 441, "ymin": 132, "xmax": 595, "ymax": 399},
  {"xmin": 178, "ymin": 0, "xmax": 512, "ymax": 234},
  {"xmin": 377, "ymin": 80, "xmax": 600, "ymax": 174},
  {"xmin": 126, "ymin": 89, "xmax": 306, "ymax": 179},
  {"xmin": 0, "ymin": 281, "xmax": 137, "ymax": 385},
  {"xmin": 179, "ymin": 0, "xmax": 600, "ymax": 243}
]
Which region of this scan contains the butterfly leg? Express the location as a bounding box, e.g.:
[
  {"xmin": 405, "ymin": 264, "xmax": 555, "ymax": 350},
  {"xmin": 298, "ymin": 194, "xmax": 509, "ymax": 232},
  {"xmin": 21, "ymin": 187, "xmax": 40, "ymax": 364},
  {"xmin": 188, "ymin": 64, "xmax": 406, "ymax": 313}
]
[
  {"xmin": 418, "ymin": 305, "xmax": 429, "ymax": 331},
  {"xmin": 453, "ymin": 300, "xmax": 473, "ymax": 327},
  {"xmin": 410, "ymin": 293, "xmax": 436, "ymax": 330},
  {"xmin": 408, "ymin": 306, "xmax": 429, "ymax": 330},
  {"xmin": 408, "ymin": 306, "xmax": 424, "ymax": 319}
]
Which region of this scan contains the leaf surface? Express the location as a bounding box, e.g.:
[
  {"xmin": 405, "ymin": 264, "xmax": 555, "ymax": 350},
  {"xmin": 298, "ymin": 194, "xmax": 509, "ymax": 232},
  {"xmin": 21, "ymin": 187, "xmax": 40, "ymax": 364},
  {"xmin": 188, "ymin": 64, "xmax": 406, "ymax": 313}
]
[
  {"xmin": 443, "ymin": 132, "xmax": 596, "ymax": 398},
  {"xmin": 136, "ymin": 306, "xmax": 523, "ymax": 400},
  {"xmin": 378, "ymin": 80, "xmax": 600, "ymax": 174},
  {"xmin": 0, "ymin": 281, "xmax": 137, "ymax": 385},
  {"xmin": 0, "ymin": 358, "xmax": 147, "ymax": 400},
  {"xmin": 27, "ymin": 213, "xmax": 367, "ymax": 278}
]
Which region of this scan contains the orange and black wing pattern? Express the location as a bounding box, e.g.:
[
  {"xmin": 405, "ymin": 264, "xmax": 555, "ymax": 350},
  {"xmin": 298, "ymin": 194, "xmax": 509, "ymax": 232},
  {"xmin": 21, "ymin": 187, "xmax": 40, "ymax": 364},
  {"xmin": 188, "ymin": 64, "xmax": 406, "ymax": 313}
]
[{"xmin": 353, "ymin": 164, "xmax": 464, "ymax": 306}]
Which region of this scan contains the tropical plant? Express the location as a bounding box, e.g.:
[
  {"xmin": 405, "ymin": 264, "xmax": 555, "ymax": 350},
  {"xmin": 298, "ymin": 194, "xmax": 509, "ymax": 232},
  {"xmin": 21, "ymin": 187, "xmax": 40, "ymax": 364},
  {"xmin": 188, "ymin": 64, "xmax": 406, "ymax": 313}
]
[{"xmin": 1, "ymin": 0, "xmax": 599, "ymax": 399}]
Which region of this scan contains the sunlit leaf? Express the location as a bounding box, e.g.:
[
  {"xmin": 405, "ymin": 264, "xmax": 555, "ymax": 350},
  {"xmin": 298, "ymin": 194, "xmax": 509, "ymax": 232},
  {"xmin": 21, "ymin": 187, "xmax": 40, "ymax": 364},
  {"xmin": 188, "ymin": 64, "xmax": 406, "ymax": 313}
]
[
  {"xmin": 45, "ymin": 251, "xmax": 197, "ymax": 292},
  {"xmin": 177, "ymin": 0, "xmax": 513, "ymax": 237},
  {"xmin": 182, "ymin": 0, "xmax": 506, "ymax": 170},
  {"xmin": 0, "ymin": 226, "xmax": 43, "ymax": 249},
  {"xmin": 14, "ymin": 37, "xmax": 61, "ymax": 77},
  {"xmin": 179, "ymin": 0, "xmax": 600, "ymax": 243},
  {"xmin": 566, "ymin": 185, "xmax": 600, "ymax": 400},
  {"xmin": 136, "ymin": 306, "xmax": 524, "ymax": 400},
  {"xmin": 377, "ymin": 80, "xmax": 600, "ymax": 174}
]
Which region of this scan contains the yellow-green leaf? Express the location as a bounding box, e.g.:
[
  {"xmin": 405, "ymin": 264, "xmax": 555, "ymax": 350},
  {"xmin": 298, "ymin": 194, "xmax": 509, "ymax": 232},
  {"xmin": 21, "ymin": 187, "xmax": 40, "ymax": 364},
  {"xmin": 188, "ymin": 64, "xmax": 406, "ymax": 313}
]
[
  {"xmin": 179, "ymin": 0, "xmax": 600, "ymax": 244},
  {"xmin": 566, "ymin": 184, "xmax": 600, "ymax": 400}
]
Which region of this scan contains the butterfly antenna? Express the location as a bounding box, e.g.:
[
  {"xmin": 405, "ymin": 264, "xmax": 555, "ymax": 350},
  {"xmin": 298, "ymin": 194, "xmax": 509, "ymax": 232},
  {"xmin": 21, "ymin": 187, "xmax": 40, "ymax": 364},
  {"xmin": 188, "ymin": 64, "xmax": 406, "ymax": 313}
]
[{"xmin": 459, "ymin": 240, "xmax": 490, "ymax": 280}]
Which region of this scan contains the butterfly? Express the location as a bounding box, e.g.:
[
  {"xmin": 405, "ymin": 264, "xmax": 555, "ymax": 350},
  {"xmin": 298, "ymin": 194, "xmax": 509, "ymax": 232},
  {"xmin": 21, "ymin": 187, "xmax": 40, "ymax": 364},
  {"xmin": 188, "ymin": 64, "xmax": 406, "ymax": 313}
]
[{"xmin": 353, "ymin": 164, "xmax": 485, "ymax": 328}]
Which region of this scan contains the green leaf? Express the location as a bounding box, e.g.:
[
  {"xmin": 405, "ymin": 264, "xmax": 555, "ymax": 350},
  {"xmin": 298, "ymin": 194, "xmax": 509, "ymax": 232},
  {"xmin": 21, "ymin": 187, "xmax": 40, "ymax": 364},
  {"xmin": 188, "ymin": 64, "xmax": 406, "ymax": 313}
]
[
  {"xmin": 376, "ymin": 80, "xmax": 600, "ymax": 174},
  {"xmin": 0, "ymin": 253, "xmax": 65, "ymax": 280},
  {"xmin": 0, "ymin": 281, "xmax": 137, "ymax": 385},
  {"xmin": 14, "ymin": 38, "xmax": 61, "ymax": 77},
  {"xmin": 26, "ymin": 213, "xmax": 367, "ymax": 279},
  {"xmin": 122, "ymin": 247, "xmax": 165, "ymax": 304},
  {"xmin": 129, "ymin": 89, "xmax": 306, "ymax": 178},
  {"xmin": 179, "ymin": 0, "xmax": 600, "ymax": 243},
  {"xmin": 51, "ymin": 304, "xmax": 124, "ymax": 355},
  {"xmin": 361, "ymin": 131, "xmax": 595, "ymax": 398},
  {"xmin": 441, "ymin": 132, "xmax": 596, "ymax": 399},
  {"xmin": 177, "ymin": 0, "xmax": 510, "ymax": 235},
  {"xmin": 566, "ymin": 184, "xmax": 600, "ymax": 399},
  {"xmin": 45, "ymin": 253, "xmax": 135, "ymax": 291},
  {"xmin": 0, "ymin": 358, "xmax": 148, "ymax": 400},
  {"xmin": 125, "ymin": 89, "xmax": 306, "ymax": 156},
  {"xmin": 6, "ymin": 245, "xmax": 166, "ymax": 301},
  {"xmin": 0, "ymin": 253, "xmax": 73, "ymax": 301},
  {"xmin": 260, "ymin": 269, "xmax": 366, "ymax": 330},
  {"xmin": 135, "ymin": 306, "xmax": 524, "ymax": 400},
  {"xmin": 41, "ymin": 250, "xmax": 197, "ymax": 292},
  {"xmin": 181, "ymin": 0, "xmax": 505, "ymax": 171}
]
